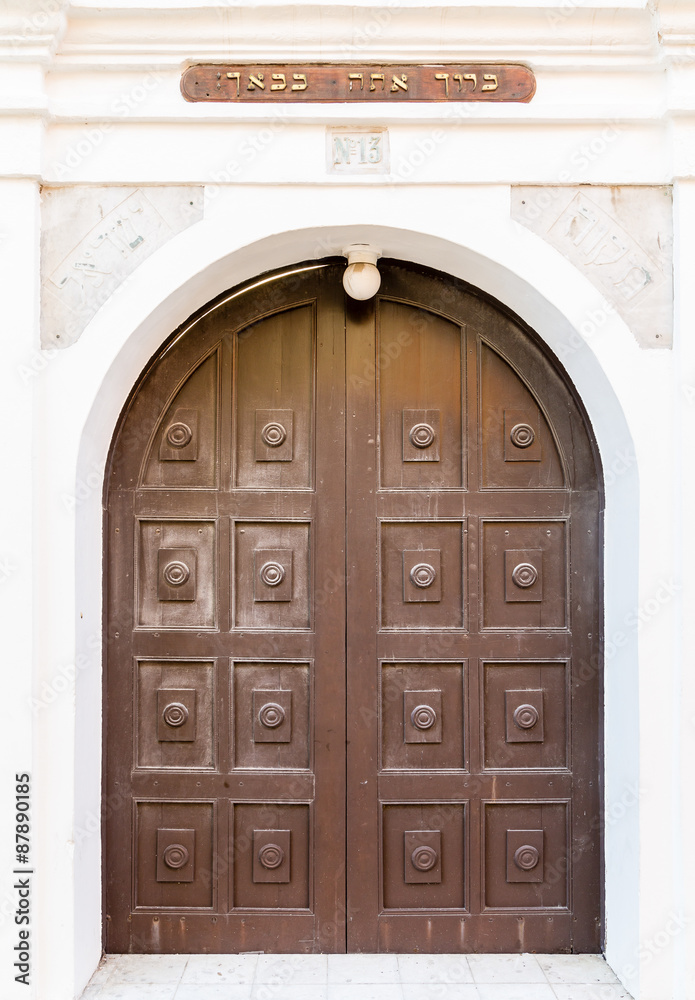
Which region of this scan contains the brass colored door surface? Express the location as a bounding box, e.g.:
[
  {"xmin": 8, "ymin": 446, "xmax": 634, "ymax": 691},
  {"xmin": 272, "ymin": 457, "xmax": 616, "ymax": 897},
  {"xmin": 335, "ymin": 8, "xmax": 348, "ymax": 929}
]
[{"xmin": 104, "ymin": 262, "xmax": 601, "ymax": 954}]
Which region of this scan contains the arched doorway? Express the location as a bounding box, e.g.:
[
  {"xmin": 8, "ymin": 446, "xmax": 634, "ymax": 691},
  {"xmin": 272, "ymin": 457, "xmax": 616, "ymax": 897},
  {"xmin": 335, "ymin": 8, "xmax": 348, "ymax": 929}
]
[{"xmin": 103, "ymin": 260, "xmax": 602, "ymax": 954}]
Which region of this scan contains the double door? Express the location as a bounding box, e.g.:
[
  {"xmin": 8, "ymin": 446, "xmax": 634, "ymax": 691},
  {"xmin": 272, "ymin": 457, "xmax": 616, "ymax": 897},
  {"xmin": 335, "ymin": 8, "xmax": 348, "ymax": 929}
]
[{"xmin": 104, "ymin": 262, "xmax": 601, "ymax": 953}]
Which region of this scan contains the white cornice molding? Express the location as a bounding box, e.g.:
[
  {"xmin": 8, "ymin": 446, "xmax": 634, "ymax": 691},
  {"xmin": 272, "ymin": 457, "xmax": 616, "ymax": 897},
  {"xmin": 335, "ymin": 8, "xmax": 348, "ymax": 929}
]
[
  {"xmin": 52, "ymin": 5, "xmax": 660, "ymax": 70},
  {"xmin": 0, "ymin": 1, "xmax": 69, "ymax": 64}
]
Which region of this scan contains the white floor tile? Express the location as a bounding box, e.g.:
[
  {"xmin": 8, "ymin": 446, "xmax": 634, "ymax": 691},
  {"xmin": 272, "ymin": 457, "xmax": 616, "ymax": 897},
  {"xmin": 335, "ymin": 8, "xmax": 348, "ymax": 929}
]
[
  {"xmin": 468, "ymin": 954, "xmax": 547, "ymax": 984},
  {"xmin": 328, "ymin": 954, "xmax": 400, "ymax": 984},
  {"xmin": 398, "ymin": 953, "xmax": 473, "ymax": 984},
  {"xmin": 551, "ymin": 986, "xmax": 633, "ymax": 1000},
  {"xmin": 175, "ymin": 986, "xmax": 254, "ymax": 1000},
  {"xmin": 182, "ymin": 953, "xmax": 258, "ymax": 984},
  {"xmin": 402, "ymin": 985, "xmax": 479, "ymax": 1000},
  {"xmin": 255, "ymin": 954, "xmax": 328, "ymax": 985},
  {"xmin": 327, "ymin": 986, "xmax": 403, "ymax": 1000},
  {"xmin": 537, "ymin": 955, "xmax": 620, "ymax": 985},
  {"xmin": 107, "ymin": 953, "xmax": 188, "ymax": 985},
  {"xmin": 95, "ymin": 985, "xmax": 178, "ymax": 1000},
  {"xmin": 476, "ymin": 985, "xmax": 557, "ymax": 1000},
  {"xmin": 252, "ymin": 986, "xmax": 329, "ymax": 1000},
  {"xmin": 79, "ymin": 988, "xmax": 104, "ymax": 1000}
]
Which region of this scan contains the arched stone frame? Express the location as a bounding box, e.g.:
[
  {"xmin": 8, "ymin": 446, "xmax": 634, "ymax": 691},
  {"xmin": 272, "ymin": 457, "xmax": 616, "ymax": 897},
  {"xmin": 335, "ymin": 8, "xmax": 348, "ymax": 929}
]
[{"xmin": 37, "ymin": 209, "xmax": 640, "ymax": 999}]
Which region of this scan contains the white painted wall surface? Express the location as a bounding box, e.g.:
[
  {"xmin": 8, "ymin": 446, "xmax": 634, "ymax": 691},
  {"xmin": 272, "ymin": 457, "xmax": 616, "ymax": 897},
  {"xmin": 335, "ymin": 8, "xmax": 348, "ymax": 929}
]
[{"xmin": 1, "ymin": 2, "xmax": 693, "ymax": 999}]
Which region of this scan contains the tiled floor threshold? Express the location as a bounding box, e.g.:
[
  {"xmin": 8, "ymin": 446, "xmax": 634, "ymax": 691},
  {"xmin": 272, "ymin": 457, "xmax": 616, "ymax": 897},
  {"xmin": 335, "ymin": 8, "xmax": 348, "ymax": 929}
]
[{"xmin": 81, "ymin": 952, "xmax": 633, "ymax": 1000}]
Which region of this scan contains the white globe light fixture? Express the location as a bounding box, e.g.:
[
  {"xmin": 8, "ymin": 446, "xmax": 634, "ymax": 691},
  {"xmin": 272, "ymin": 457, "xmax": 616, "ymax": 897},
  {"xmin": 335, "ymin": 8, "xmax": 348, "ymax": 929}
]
[{"xmin": 342, "ymin": 244, "xmax": 382, "ymax": 300}]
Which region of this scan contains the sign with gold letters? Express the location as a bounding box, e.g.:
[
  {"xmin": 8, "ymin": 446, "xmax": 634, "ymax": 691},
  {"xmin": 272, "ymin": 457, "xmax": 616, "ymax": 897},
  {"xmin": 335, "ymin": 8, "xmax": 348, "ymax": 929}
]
[{"xmin": 181, "ymin": 64, "xmax": 536, "ymax": 103}]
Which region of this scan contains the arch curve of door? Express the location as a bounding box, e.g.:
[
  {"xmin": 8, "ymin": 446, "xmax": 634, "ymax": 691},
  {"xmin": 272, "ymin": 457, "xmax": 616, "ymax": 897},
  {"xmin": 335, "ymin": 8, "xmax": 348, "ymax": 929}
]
[{"xmin": 104, "ymin": 260, "xmax": 602, "ymax": 955}]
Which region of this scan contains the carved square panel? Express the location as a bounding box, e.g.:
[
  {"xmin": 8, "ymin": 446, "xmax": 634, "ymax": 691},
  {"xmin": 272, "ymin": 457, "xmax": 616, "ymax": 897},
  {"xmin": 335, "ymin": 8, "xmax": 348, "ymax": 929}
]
[
  {"xmin": 504, "ymin": 408, "xmax": 541, "ymax": 462},
  {"xmin": 255, "ymin": 409, "xmax": 293, "ymax": 462},
  {"xmin": 254, "ymin": 548, "xmax": 293, "ymax": 602},
  {"xmin": 381, "ymin": 663, "xmax": 464, "ymax": 770},
  {"xmin": 159, "ymin": 407, "xmax": 199, "ymax": 462},
  {"xmin": 506, "ymin": 829, "xmax": 544, "ymax": 883},
  {"xmin": 234, "ymin": 523, "xmax": 310, "ymax": 629},
  {"xmin": 136, "ymin": 801, "xmax": 213, "ymax": 909},
  {"xmin": 158, "ymin": 548, "xmax": 197, "ymax": 601},
  {"xmin": 233, "ymin": 803, "xmax": 309, "ymax": 909},
  {"xmin": 383, "ymin": 803, "xmax": 465, "ymax": 910},
  {"xmin": 253, "ymin": 689, "xmax": 292, "ymax": 743},
  {"xmin": 403, "ymin": 549, "xmax": 441, "ymax": 603},
  {"xmin": 253, "ymin": 829, "xmax": 291, "ymax": 883},
  {"xmin": 481, "ymin": 521, "xmax": 566, "ymax": 630},
  {"xmin": 233, "ymin": 663, "xmax": 310, "ymax": 769},
  {"xmin": 404, "ymin": 830, "xmax": 442, "ymax": 883},
  {"xmin": 137, "ymin": 660, "xmax": 214, "ymax": 770},
  {"xmin": 403, "ymin": 409, "xmax": 440, "ymax": 462},
  {"xmin": 156, "ymin": 828, "xmax": 196, "ymax": 882},
  {"xmin": 138, "ymin": 521, "xmax": 216, "ymax": 629},
  {"xmin": 505, "ymin": 689, "xmax": 544, "ymax": 743},
  {"xmin": 157, "ymin": 688, "xmax": 197, "ymax": 742},
  {"xmin": 505, "ymin": 549, "xmax": 543, "ymax": 602},
  {"xmin": 403, "ymin": 690, "xmax": 442, "ymax": 743},
  {"xmin": 483, "ymin": 662, "xmax": 567, "ymax": 770},
  {"xmin": 381, "ymin": 522, "xmax": 464, "ymax": 629},
  {"xmin": 484, "ymin": 801, "xmax": 567, "ymax": 909}
]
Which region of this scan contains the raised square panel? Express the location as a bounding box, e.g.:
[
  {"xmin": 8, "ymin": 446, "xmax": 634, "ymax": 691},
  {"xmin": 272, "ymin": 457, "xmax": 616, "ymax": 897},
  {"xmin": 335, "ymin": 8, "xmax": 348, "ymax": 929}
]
[
  {"xmin": 483, "ymin": 662, "xmax": 567, "ymax": 770},
  {"xmin": 505, "ymin": 549, "xmax": 543, "ymax": 602},
  {"xmin": 403, "ymin": 549, "xmax": 441, "ymax": 603},
  {"xmin": 234, "ymin": 523, "xmax": 310, "ymax": 629},
  {"xmin": 157, "ymin": 688, "xmax": 197, "ymax": 742},
  {"xmin": 404, "ymin": 830, "xmax": 442, "ymax": 884},
  {"xmin": 156, "ymin": 828, "xmax": 196, "ymax": 882},
  {"xmin": 137, "ymin": 660, "xmax": 214, "ymax": 770},
  {"xmin": 482, "ymin": 521, "xmax": 566, "ymax": 630},
  {"xmin": 383, "ymin": 803, "xmax": 465, "ymax": 910},
  {"xmin": 253, "ymin": 829, "xmax": 291, "ymax": 883},
  {"xmin": 254, "ymin": 548, "xmax": 293, "ymax": 602},
  {"xmin": 159, "ymin": 407, "xmax": 199, "ymax": 462},
  {"xmin": 505, "ymin": 689, "xmax": 544, "ymax": 743},
  {"xmin": 484, "ymin": 801, "xmax": 567, "ymax": 909},
  {"xmin": 403, "ymin": 409, "xmax": 440, "ymax": 462},
  {"xmin": 381, "ymin": 663, "xmax": 464, "ymax": 770},
  {"xmin": 255, "ymin": 409, "xmax": 293, "ymax": 462},
  {"xmin": 233, "ymin": 663, "xmax": 310, "ymax": 770},
  {"xmin": 158, "ymin": 548, "xmax": 197, "ymax": 601},
  {"xmin": 253, "ymin": 689, "xmax": 292, "ymax": 743},
  {"xmin": 136, "ymin": 801, "xmax": 213, "ymax": 908},
  {"xmin": 504, "ymin": 408, "xmax": 541, "ymax": 462},
  {"xmin": 138, "ymin": 521, "xmax": 216, "ymax": 629},
  {"xmin": 506, "ymin": 829, "xmax": 544, "ymax": 883},
  {"xmin": 381, "ymin": 522, "xmax": 464, "ymax": 629},
  {"xmin": 233, "ymin": 803, "xmax": 309, "ymax": 909},
  {"xmin": 403, "ymin": 690, "xmax": 442, "ymax": 744}
]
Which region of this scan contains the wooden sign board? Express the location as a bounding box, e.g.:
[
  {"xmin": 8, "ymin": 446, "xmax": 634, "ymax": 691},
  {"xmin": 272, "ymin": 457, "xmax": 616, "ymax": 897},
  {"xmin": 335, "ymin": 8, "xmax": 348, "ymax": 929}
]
[{"xmin": 181, "ymin": 64, "xmax": 536, "ymax": 103}]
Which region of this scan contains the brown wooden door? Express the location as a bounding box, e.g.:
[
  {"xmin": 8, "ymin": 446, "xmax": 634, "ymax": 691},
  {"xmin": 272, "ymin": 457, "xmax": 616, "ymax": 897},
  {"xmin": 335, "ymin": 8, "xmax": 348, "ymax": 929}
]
[{"xmin": 104, "ymin": 262, "xmax": 601, "ymax": 955}]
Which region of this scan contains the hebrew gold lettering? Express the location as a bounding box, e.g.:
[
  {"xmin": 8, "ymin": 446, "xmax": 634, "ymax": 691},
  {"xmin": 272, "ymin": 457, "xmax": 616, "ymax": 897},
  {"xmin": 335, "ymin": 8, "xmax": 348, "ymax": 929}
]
[
  {"xmin": 482, "ymin": 73, "xmax": 498, "ymax": 92},
  {"xmin": 247, "ymin": 73, "xmax": 265, "ymax": 90},
  {"xmin": 226, "ymin": 72, "xmax": 240, "ymax": 97},
  {"xmin": 370, "ymin": 73, "xmax": 385, "ymax": 91},
  {"xmin": 348, "ymin": 73, "xmax": 364, "ymax": 91},
  {"xmin": 271, "ymin": 73, "xmax": 286, "ymax": 91},
  {"xmin": 391, "ymin": 74, "xmax": 408, "ymax": 92},
  {"xmin": 292, "ymin": 73, "xmax": 307, "ymax": 91},
  {"xmin": 435, "ymin": 72, "xmax": 449, "ymax": 96}
]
